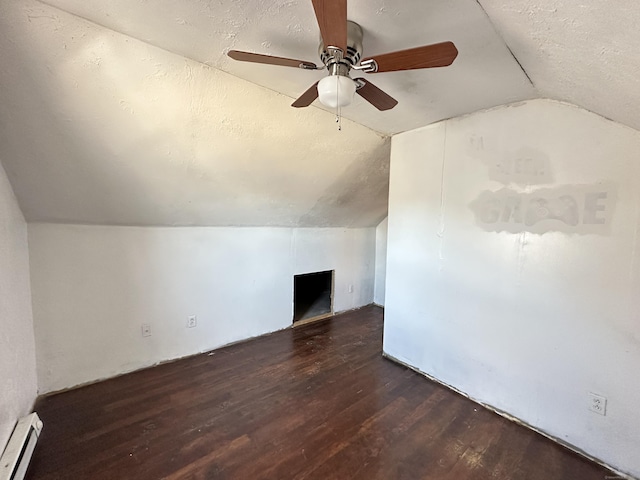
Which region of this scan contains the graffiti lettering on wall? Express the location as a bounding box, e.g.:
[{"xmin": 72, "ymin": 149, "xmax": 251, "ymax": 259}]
[
  {"xmin": 467, "ymin": 136, "xmax": 552, "ymax": 184},
  {"xmin": 470, "ymin": 185, "xmax": 617, "ymax": 234}
]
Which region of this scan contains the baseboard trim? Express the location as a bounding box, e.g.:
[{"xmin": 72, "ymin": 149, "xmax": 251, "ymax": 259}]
[
  {"xmin": 293, "ymin": 312, "xmax": 333, "ymax": 327},
  {"xmin": 382, "ymin": 352, "xmax": 636, "ymax": 480},
  {"xmin": 39, "ymin": 305, "xmax": 380, "ymax": 398}
]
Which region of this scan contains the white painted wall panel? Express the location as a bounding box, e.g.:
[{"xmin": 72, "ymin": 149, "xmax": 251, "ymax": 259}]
[
  {"xmin": 292, "ymin": 229, "xmax": 375, "ymax": 312},
  {"xmin": 0, "ymin": 161, "xmax": 37, "ymax": 451},
  {"xmin": 374, "ymin": 217, "xmax": 388, "ymax": 306},
  {"xmin": 28, "ymin": 225, "xmax": 375, "ymax": 393},
  {"xmin": 385, "ymin": 99, "xmax": 640, "ymax": 478}
]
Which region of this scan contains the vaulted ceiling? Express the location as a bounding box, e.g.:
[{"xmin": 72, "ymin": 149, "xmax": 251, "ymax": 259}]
[{"xmin": 0, "ymin": 0, "xmax": 637, "ymax": 227}]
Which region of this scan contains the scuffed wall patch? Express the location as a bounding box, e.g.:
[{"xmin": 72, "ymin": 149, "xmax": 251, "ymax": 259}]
[
  {"xmin": 470, "ymin": 184, "xmax": 617, "ymax": 235},
  {"xmin": 468, "ymin": 135, "xmax": 552, "ymax": 185}
]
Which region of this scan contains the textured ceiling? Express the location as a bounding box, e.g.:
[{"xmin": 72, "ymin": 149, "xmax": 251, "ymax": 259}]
[
  {"xmin": 36, "ymin": 0, "xmax": 536, "ymax": 135},
  {"xmin": 0, "ymin": 0, "xmax": 390, "ymax": 227},
  {"xmin": 0, "ymin": 0, "xmax": 637, "ymax": 227},
  {"xmin": 479, "ymin": 0, "xmax": 640, "ymax": 132}
]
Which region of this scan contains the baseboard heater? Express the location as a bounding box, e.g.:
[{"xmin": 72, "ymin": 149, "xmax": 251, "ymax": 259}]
[{"xmin": 0, "ymin": 413, "xmax": 43, "ymax": 480}]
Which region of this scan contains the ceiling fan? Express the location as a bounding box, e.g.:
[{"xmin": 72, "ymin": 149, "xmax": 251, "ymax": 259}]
[{"xmin": 227, "ymin": 0, "xmax": 458, "ymax": 112}]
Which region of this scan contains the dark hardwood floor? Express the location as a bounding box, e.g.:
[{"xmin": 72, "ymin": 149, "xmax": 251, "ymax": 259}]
[{"xmin": 26, "ymin": 306, "xmax": 616, "ymax": 480}]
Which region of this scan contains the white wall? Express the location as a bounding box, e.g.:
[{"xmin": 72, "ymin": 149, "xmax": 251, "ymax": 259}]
[
  {"xmin": 374, "ymin": 217, "xmax": 388, "ymax": 306},
  {"xmin": 28, "ymin": 225, "xmax": 375, "ymax": 393},
  {"xmin": 0, "ymin": 161, "xmax": 37, "ymax": 451},
  {"xmin": 384, "ymin": 99, "xmax": 640, "ymax": 479}
]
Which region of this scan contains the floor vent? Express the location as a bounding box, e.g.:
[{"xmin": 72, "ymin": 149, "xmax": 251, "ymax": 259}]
[{"xmin": 0, "ymin": 413, "xmax": 43, "ymax": 480}]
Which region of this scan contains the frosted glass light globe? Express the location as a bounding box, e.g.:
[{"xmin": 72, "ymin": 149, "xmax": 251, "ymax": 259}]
[{"xmin": 317, "ymin": 75, "xmax": 357, "ymax": 108}]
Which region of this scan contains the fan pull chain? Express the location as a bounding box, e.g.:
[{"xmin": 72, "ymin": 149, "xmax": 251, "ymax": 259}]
[{"xmin": 335, "ymin": 78, "xmax": 342, "ymax": 131}]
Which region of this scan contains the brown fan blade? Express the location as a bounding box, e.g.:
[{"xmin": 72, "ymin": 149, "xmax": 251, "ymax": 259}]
[
  {"xmin": 292, "ymin": 82, "xmax": 320, "ymax": 108},
  {"xmin": 362, "ymin": 41, "xmax": 458, "ymax": 73},
  {"xmin": 228, "ymin": 50, "xmax": 317, "ymax": 70},
  {"xmin": 355, "ymin": 78, "xmax": 398, "ymax": 111},
  {"xmin": 311, "ymin": 0, "xmax": 347, "ymax": 53}
]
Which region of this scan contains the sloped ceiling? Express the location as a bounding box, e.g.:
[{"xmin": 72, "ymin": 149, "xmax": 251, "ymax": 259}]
[
  {"xmin": 479, "ymin": 0, "xmax": 640, "ymax": 132},
  {"xmin": 0, "ymin": 0, "xmax": 637, "ymax": 227},
  {"xmin": 32, "ymin": 0, "xmax": 537, "ymax": 135},
  {"xmin": 0, "ymin": 0, "xmax": 392, "ymax": 227}
]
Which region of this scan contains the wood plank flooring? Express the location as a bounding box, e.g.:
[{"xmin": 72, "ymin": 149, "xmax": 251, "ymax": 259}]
[{"xmin": 26, "ymin": 306, "xmax": 616, "ymax": 480}]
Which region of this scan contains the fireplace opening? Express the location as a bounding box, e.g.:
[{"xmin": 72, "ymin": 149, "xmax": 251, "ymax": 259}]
[{"xmin": 293, "ymin": 270, "xmax": 333, "ymax": 324}]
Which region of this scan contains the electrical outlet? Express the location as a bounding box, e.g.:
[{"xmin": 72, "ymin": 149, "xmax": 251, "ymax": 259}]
[
  {"xmin": 187, "ymin": 315, "xmax": 197, "ymax": 328},
  {"xmin": 141, "ymin": 324, "xmax": 151, "ymax": 337},
  {"xmin": 588, "ymin": 392, "xmax": 607, "ymax": 416}
]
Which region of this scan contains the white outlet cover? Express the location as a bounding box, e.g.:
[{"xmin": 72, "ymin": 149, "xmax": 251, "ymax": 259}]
[
  {"xmin": 187, "ymin": 315, "xmax": 197, "ymax": 328},
  {"xmin": 588, "ymin": 392, "xmax": 607, "ymax": 416},
  {"xmin": 141, "ymin": 324, "xmax": 151, "ymax": 337}
]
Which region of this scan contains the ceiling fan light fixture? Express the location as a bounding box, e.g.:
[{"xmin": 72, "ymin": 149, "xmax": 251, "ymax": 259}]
[
  {"xmin": 317, "ymin": 75, "xmax": 356, "ymax": 108},
  {"xmin": 227, "ymin": 4, "xmax": 459, "ymax": 114}
]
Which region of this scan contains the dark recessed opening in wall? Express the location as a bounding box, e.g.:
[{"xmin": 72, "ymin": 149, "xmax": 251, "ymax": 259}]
[{"xmin": 293, "ymin": 270, "xmax": 334, "ymax": 324}]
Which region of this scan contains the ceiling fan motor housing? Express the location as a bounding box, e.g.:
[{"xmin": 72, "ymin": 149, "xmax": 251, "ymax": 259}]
[
  {"xmin": 227, "ymin": 3, "xmax": 459, "ymax": 112},
  {"xmin": 318, "ymin": 21, "xmax": 363, "ymax": 74}
]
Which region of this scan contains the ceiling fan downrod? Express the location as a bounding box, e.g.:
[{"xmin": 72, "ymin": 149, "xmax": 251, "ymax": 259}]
[{"xmin": 318, "ymin": 21, "xmax": 363, "ymax": 75}]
